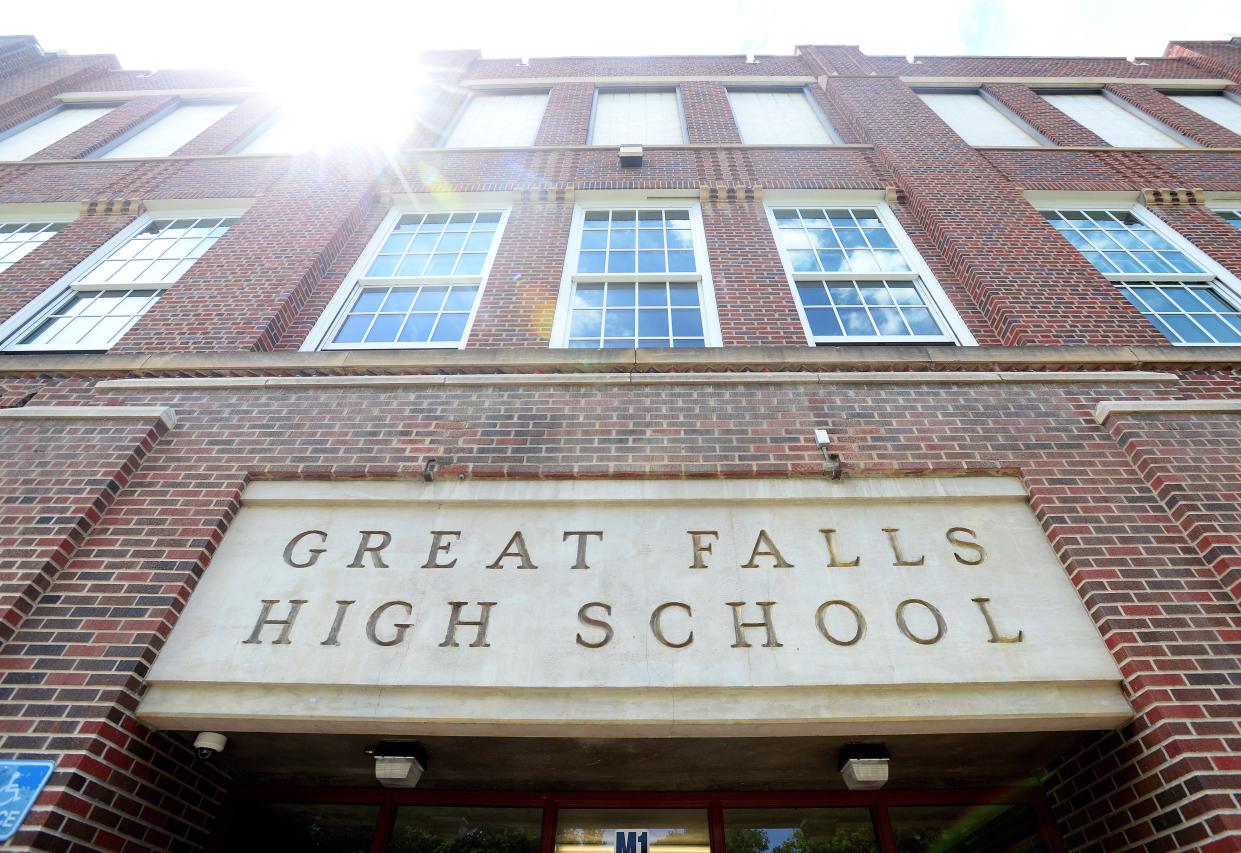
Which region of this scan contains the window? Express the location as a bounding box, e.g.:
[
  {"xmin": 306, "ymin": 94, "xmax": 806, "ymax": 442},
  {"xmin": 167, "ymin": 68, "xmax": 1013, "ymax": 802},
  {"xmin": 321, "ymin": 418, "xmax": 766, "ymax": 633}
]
[
  {"xmin": 1215, "ymin": 208, "xmax": 1241, "ymax": 230},
  {"xmin": 443, "ymin": 93, "xmax": 548, "ymax": 148},
  {"xmin": 98, "ymin": 102, "xmax": 237, "ymax": 159},
  {"xmin": 1167, "ymin": 93, "xmax": 1241, "ymax": 135},
  {"xmin": 727, "ymin": 90, "xmax": 835, "ymax": 144},
  {"xmin": 3, "ymin": 215, "xmax": 235, "ymax": 351},
  {"xmin": 591, "ymin": 90, "xmax": 684, "ymax": 145},
  {"xmin": 0, "ymin": 106, "xmax": 114, "ymax": 161},
  {"xmin": 918, "ymin": 92, "xmax": 1044, "ymax": 147},
  {"xmin": 235, "ymin": 113, "xmax": 311, "ymax": 155},
  {"xmin": 0, "ymin": 221, "xmax": 66, "ymax": 272},
  {"xmin": 768, "ymin": 205, "xmax": 966, "ymax": 344},
  {"xmin": 1043, "ymin": 207, "xmax": 1241, "ymax": 344},
  {"xmin": 1041, "ymin": 93, "xmax": 1187, "ymax": 148},
  {"xmin": 314, "ymin": 208, "xmax": 507, "ymax": 349},
  {"xmin": 555, "ymin": 204, "xmax": 719, "ymax": 348}
]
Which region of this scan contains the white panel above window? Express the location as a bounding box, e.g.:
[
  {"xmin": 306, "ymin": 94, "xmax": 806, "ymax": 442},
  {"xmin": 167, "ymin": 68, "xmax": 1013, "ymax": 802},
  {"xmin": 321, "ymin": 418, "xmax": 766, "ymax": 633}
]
[
  {"xmin": 443, "ymin": 93, "xmax": 548, "ymax": 148},
  {"xmin": 728, "ymin": 90, "xmax": 834, "ymax": 144},
  {"xmin": 99, "ymin": 102, "xmax": 237, "ymax": 159},
  {"xmin": 1167, "ymin": 93, "xmax": 1241, "ymax": 135},
  {"xmin": 0, "ymin": 107, "xmax": 114, "ymax": 161},
  {"xmin": 918, "ymin": 93, "xmax": 1043, "ymax": 147},
  {"xmin": 237, "ymin": 113, "xmax": 311, "ymax": 155},
  {"xmin": 1042, "ymin": 93, "xmax": 1185, "ymax": 148},
  {"xmin": 591, "ymin": 91, "xmax": 683, "ymax": 145}
]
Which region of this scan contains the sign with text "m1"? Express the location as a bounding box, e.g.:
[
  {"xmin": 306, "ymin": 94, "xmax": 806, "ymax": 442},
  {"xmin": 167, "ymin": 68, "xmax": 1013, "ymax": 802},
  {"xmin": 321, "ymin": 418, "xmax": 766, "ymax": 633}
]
[{"xmin": 615, "ymin": 830, "xmax": 650, "ymax": 853}]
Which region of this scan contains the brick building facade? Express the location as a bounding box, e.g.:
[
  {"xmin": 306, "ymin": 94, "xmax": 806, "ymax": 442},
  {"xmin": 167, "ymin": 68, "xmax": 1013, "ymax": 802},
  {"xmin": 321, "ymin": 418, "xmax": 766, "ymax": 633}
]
[{"xmin": 0, "ymin": 31, "xmax": 1238, "ymax": 853}]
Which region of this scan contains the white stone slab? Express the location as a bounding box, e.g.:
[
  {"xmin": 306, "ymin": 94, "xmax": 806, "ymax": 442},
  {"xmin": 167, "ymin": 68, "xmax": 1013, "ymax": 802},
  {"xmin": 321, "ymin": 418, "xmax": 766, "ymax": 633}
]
[{"xmin": 140, "ymin": 477, "xmax": 1130, "ymax": 735}]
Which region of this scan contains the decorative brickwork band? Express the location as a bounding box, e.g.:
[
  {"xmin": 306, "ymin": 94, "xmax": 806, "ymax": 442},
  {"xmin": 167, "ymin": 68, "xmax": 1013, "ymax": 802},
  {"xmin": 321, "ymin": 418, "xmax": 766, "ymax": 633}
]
[
  {"xmin": 511, "ymin": 186, "xmax": 575, "ymax": 204},
  {"xmin": 78, "ymin": 199, "xmax": 145, "ymax": 217},
  {"xmin": 1140, "ymin": 188, "xmax": 1205, "ymax": 207},
  {"xmin": 699, "ymin": 185, "xmax": 763, "ymax": 203}
]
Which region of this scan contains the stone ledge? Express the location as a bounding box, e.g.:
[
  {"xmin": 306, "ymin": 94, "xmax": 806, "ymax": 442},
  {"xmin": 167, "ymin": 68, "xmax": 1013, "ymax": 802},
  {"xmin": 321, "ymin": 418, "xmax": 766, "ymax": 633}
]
[
  {"xmin": 0, "ymin": 405, "xmax": 176, "ymax": 429},
  {"xmin": 2, "ymin": 345, "xmax": 1240, "ymax": 378},
  {"xmin": 95, "ymin": 370, "xmax": 1177, "ymax": 391},
  {"xmin": 1095, "ymin": 399, "xmax": 1241, "ymax": 424}
]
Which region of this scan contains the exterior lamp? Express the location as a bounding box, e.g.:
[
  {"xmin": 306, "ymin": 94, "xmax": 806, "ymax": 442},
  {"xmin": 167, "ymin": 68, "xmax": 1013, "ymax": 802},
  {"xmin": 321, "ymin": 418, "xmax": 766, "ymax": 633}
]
[
  {"xmin": 366, "ymin": 741, "xmax": 428, "ymax": 788},
  {"xmin": 837, "ymin": 743, "xmax": 891, "ymax": 790}
]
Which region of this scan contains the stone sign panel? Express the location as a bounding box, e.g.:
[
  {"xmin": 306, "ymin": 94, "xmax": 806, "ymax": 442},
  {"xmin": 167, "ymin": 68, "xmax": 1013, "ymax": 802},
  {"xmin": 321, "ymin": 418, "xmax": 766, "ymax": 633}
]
[{"xmin": 140, "ymin": 478, "xmax": 1130, "ymax": 736}]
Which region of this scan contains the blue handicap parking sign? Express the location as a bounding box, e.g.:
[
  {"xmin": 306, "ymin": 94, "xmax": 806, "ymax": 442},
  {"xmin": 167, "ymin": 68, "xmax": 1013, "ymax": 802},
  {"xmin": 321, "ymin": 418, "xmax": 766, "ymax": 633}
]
[{"xmin": 0, "ymin": 760, "xmax": 54, "ymax": 842}]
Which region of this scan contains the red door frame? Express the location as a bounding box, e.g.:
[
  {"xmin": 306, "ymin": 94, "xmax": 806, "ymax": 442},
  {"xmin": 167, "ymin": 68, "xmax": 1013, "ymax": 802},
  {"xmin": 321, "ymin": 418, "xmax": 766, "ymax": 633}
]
[{"xmin": 210, "ymin": 786, "xmax": 1066, "ymax": 853}]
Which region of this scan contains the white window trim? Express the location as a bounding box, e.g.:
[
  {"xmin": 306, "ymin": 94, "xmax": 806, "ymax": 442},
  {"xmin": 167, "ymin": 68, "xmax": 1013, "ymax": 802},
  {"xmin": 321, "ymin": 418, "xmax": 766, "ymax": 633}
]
[
  {"xmin": 0, "ymin": 203, "xmax": 249, "ymax": 352},
  {"xmin": 763, "ymin": 195, "xmax": 976, "ymax": 347},
  {"xmin": 549, "ymin": 196, "xmax": 723, "ymax": 349},
  {"xmin": 436, "ymin": 90, "xmax": 550, "ymax": 149},
  {"xmin": 587, "ymin": 86, "xmax": 688, "ymax": 146},
  {"xmin": 1038, "ymin": 89, "xmax": 1199, "ymax": 148},
  {"xmin": 301, "ymin": 194, "xmax": 512, "ymax": 351},
  {"xmin": 1038, "ymin": 202, "xmax": 1241, "ymax": 346},
  {"xmin": 726, "ymin": 86, "xmax": 842, "ymax": 145}
]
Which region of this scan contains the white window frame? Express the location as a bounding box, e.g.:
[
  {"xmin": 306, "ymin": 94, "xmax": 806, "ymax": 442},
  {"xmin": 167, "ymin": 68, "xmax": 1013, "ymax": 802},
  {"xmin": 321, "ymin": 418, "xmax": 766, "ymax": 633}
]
[
  {"xmin": 914, "ymin": 88, "xmax": 1050, "ymax": 147},
  {"xmin": 1038, "ymin": 89, "xmax": 1199, "ymax": 148},
  {"xmin": 0, "ymin": 203, "xmax": 78, "ymax": 272},
  {"xmin": 438, "ymin": 91, "xmax": 550, "ymax": 149},
  {"xmin": 1206, "ymin": 197, "xmax": 1241, "ymax": 231},
  {"xmin": 587, "ymin": 87, "xmax": 688, "ymax": 145},
  {"xmin": 763, "ymin": 192, "xmax": 976, "ymax": 347},
  {"xmin": 726, "ymin": 86, "xmax": 841, "ymax": 145},
  {"xmin": 549, "ymin": 193, "xmax": 722, "ymax": 349},
  {"xmin": 302, "ymin": 193, "xmax": 512, "ymax": 351},
  {"xmin": 1038, "ymin": 201, "xmax": 1241, "ymax": 346},
  {"xmin": 0, "ymin": 200, "xmax": 249, "ymax": 352}
]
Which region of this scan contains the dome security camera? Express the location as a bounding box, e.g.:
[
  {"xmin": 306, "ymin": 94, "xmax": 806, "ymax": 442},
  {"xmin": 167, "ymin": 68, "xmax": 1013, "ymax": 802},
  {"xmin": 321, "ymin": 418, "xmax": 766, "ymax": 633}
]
[{"xmin": 193, "ymin": 731, "xmax": 228, "ymax": 761}]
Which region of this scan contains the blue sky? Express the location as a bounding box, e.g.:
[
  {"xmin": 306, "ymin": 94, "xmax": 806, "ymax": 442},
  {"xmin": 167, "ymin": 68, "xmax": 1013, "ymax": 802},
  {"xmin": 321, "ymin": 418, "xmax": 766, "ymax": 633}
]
[{"xmin": 2, "ymin": 0, "xmax": 1236, "ymax": 80}]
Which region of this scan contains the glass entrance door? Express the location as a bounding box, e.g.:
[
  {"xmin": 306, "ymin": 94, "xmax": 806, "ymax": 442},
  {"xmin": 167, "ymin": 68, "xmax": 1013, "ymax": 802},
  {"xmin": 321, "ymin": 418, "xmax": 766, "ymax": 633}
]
[{"xmin": 213, "ymin": 791, "xmax": 1060, "ymax": 853}]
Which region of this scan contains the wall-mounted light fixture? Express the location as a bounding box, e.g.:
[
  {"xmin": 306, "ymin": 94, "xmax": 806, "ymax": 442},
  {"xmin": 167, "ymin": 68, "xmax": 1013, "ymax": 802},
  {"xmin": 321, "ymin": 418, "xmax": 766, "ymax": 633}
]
[
  {"xmin": 837, "ymin": 743, "xmax": 890, "ymax": 790},
  {"xmin": 366, "ymin": 741, "xmax": 428, "ymax": 788},
  {"xmin": 619, "ymin": 144, "xmax": 643, "ymax": 167}
]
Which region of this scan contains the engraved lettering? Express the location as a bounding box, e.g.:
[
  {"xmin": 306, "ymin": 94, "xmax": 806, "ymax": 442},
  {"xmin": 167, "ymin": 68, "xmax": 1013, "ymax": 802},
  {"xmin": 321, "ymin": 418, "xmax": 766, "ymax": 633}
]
[
  {"xmin": 421, "ymin": 530, "xmax": 461, "ymax": 569},
  {"xmin": 576, "ymin": 602, "xmax": 614, "ymax": 648},
  {"xmin": 320, "ymin": 599, "xmax": 355, "ymax": 646},
  {"xmin": 282, "ymin": 530, "xmax": 327, "ymax": 568},
  {"xmin": 725, "ymin": 601, "xmax": 782, "ymax": 648},
  {"xmin": 687, "ymin": 530, "xmax": 719, "ymax": 569},
  {"xmin": 947, "ymin": 527, "xmax": 986, "ymax": 565},
  {"xmin": 819, "ymin": 528, "xmax": 860, "ymax": 567},
  {"xmin": 815, "ymin": 599, "xmax": 866, "ymax": 646},
  {"xmin": 242, "ymin": 598, "xmax": 307, "ymax": 645},
  {"xmin": 439, "ymin": 601, "xmax": 497, "ymax": 647},
  {"xmin": 972, "ymin": 597, "xmax": 1023, "ymax": 643},
  {"xmin": 650, "ymin": 602, "xmax": 693, "ymax": 648},
  {"xmin": 366, "ymin": 600, "xmax": 414, "ymax": 647},
  {"xmin": 347, "ymin": 530, "xmax": 392, "ymax": 568},
  {"xmin": 882, "ymin": 527, "xmax": 925, "ymax": 566},
  {"xmin": 563, "ymin": 531, "xmax": 604, "ymax": 570},
  {"xmin": 895, "ymin": 598, "xmax": 947, "ymax": 645},
  {"xmin": 485, "ymin": 531, "xmax": 538, "ymax": 570},
  {"xmin": 741, "ymin": 529, "xmax": 793, "ymax": 568}
]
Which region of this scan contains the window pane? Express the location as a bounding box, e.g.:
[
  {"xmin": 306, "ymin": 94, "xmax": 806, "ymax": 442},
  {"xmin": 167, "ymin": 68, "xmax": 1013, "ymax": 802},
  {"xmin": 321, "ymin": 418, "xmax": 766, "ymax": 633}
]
[
  {"xmin": 920, "ymin": 93, "xmax": 1042, "ymax": 146},
  {"xmin": 593, "ymin": 91, "xmax": 684, "ymax": 145},
  {"xmin": 220, "ymin": 802, "xmax": 379, "ymax": 853},
  {"xmin": 0, "ymin": 107, "xmax": 114, "ymax": 161},
  {"xmin": 1118, "ymin": 282, "xmax": 1241, "ymax": 345},
  {"xmin": 724, "ymin": 808, "xmax": 878, "ymax": 853},
  {"xmin": 17, "ymin": 288, "xmax": 158, "ymax": 350},
  {"xmin": 102, "ymin": 102, "xmax": 238, "ymax": 158},
  {"xmin": 555, "ymin": 809, "xmax": 709, "ymax": 853},
  {"xmin": 387, "ymin": 806, "xmax": 542, "ymax": 853},
  {"xmin": 443, "ymin": 93, "xmax": 549, "ymax": 148},
  {"xmin": 794, "ymin": 279, "xmax": 946, "ymax": 339},
  {"xmin": 728, "ymin": 90, "xmax": 833, "ymax": 144},
  {"xmin": 332, "ymin": 283, "xmax": 479, "ymax": 346},
  {"xmin": 888, "ymin": 803, "xmax": 1047, "ymax": 853},
  {"xmin": 367, "ymin": 211, "xmax": 501, "ymax": 279},
  {"xmin": 1042, "ymin": 94, "xmax": 1183, "ymax": 148},
  {"xmin": 0, "ymin": 221, "xmax": 64, "ymax": 271},
  {"xmin": 579, "ymin": 209, "xmax": 696, "ymax": 273},
  {"xmin": 1042, "ymin": 209, "xmax": 1204, "ymax": 275}
]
